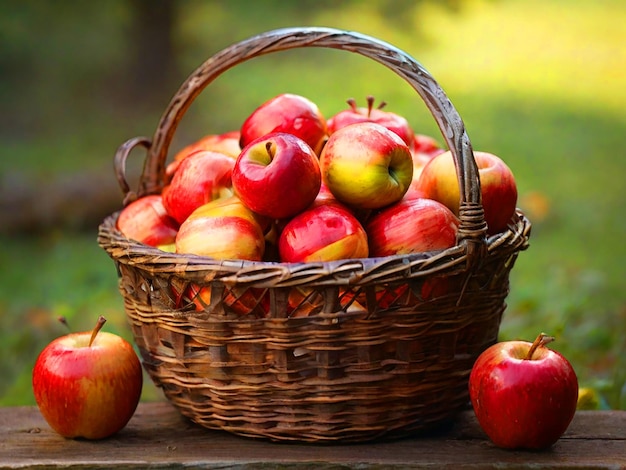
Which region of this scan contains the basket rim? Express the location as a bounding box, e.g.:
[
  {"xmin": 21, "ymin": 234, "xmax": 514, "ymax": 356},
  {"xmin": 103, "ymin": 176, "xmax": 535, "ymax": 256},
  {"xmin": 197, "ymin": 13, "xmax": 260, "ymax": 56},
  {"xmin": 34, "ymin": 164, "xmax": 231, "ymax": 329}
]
[{"xmin": 98, "ymin": 209, "xmax": 530, "ymax": 288}]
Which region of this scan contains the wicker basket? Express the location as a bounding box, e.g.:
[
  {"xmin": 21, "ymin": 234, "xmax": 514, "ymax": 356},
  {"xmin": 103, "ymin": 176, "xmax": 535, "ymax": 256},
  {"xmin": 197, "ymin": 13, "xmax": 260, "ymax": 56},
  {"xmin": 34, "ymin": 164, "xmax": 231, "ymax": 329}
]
[{"xmin": 98, "ymin": 27, "xmax": 531, "ymax": 443}]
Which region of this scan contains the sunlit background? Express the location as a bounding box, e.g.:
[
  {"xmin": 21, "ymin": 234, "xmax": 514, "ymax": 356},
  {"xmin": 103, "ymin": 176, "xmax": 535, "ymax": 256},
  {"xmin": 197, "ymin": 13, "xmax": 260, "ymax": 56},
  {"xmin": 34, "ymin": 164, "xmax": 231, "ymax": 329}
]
[{"xmin": 1, "ymin": 0, "xmax": 624, "ymax": 409}]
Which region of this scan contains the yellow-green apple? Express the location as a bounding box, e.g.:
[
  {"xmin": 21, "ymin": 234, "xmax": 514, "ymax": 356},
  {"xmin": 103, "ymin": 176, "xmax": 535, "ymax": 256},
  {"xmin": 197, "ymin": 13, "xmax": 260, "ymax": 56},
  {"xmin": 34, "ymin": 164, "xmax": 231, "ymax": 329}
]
[
  {"xmin": 327, "ymin": 96, "xmax": 415, "ymax": 147},
  {"xmin": 469, "ymin": 333, "xmax": 579, "ymax": 450},
  {"xmin": 366, "ymin": 197, "xmax": 459, "ymax": 257},
  {"xmin": 239, "ymin": 93, "xmax": 328, "ymax": 155},
  {"xmin": 116, "ymin": 194, "xmax": 179, "ymax": 248},
  {"xmin": 166, "ymin": 130, "xmax": 241, "ymax": 179},
  {"xmin": 175, "ymin": 196, "xmax": 266, "ymax": 261},
  {"xmin": 319, "ymin": 122, "xmax": 413, "ymax": 210},
  {"xmin": 162, "ymin": 150, "xmax": 235, "ymax": 224},
  {"xmin": 32, "ymin": 316, "xmax": 143, "ymax": 440},
  {"xmin": 232, "ymin": 132, "xmax": 321, "ymax": 220},
  {"xmin": 278, "ymin": 202, "xmax": 368, "ymax": 263},
  {"xmin": 415, "ymin": 150, "xmax": 518, "ymax": 235}
]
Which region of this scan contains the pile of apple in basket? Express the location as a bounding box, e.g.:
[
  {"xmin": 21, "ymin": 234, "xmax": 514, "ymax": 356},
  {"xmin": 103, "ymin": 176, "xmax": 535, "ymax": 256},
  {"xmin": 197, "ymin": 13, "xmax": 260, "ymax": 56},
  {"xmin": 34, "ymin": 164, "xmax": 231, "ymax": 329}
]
[{"xmin": 118, "ymin": 93, "xmax": 518, "ymax": 267}]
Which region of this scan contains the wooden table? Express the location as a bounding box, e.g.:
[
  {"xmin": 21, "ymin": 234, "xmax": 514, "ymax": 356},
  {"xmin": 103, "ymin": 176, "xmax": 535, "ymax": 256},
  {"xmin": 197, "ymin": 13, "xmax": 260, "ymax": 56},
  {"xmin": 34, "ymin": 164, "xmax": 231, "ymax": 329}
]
[{"xmin": 1, "ymin": 402, "xmax": 624, "ymax": 469}]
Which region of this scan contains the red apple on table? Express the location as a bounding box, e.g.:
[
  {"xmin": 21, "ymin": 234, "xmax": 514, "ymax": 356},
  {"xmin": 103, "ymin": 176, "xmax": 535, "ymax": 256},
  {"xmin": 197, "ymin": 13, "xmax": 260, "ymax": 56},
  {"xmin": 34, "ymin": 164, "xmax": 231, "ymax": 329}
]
[
  {"xmin": 415, "ymin": 150, "xmax": 518, "ymax": 235},
  {"xmin": 319, "ymin": 122, "xmax": 413, "ymax": 210},
  {"xmin": 116, "ymin": 194, "xmax": 179, "ymax": 248},
  {"xmin": 162, "ymin": 150, "xmax": 235, "ymax": 224},
  {"xmin": 278, "ymin": 202, "xmax": 369, "ymax": 263},
  {"xmin": 469, "ymin": 333, "xmax": 579, "ymax": 450},
  {"xmin": 166, "ymin": 130, "xmax": 241, "ymax": 178},
  {"xmin": 232, "ymin": 132, "xmax": 321, "ymax": 220},
  {"xmin": 366, "ymin": 197, "xmax": 459, "ymax": 257},
  {"xmin": 175, "ymin": 196, "xmax": 266, "ymax": 261},
  {"xmin": 239, "ymin": 93, "xmax": 328, "ymax": 155},
  {"xmin": 32, "ymin": 316, "xmax": 143, "ymax": 440},
  {"xmin": 328, "ymin": 96, "xmax": 415, "ymax": 147}
]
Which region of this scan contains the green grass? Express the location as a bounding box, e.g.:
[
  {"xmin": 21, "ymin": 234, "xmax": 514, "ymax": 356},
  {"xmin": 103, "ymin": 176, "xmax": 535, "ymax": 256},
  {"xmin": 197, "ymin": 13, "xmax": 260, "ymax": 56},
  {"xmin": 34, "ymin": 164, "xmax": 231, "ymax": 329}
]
[
  {"xmin": 0, "ymin": 233, "xmax": 165, "ymax": 405},
  {"xmin": 1, "ymin": 0, "xmax": 624, "ymax": 409}
]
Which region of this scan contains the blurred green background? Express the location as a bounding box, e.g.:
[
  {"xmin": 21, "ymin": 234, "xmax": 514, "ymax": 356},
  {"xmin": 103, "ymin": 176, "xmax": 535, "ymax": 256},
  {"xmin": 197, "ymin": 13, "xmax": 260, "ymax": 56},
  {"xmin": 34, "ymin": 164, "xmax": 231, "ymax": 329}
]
[{"xmin": 1, "ymin": 0, "xmax": 624, "ymax": 409}]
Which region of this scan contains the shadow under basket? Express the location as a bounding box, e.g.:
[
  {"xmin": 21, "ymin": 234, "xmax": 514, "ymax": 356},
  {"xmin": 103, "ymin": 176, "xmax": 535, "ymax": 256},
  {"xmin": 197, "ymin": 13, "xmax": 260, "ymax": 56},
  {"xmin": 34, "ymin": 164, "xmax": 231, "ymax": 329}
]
[{"xmin": 98, "ymin": 27, "xmax": 532, "ymax": 443}]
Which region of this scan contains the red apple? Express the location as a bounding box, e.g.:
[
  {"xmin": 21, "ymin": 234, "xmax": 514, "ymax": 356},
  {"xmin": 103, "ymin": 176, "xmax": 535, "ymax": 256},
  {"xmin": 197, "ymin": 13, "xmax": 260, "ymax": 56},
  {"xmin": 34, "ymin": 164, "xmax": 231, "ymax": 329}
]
[
  {"xmin": 415, "ymin": 150, "xmax": 518, "ymax": 235},
  {"xmin": 319, "ymin": 122, "xmax": 413, "ymax": 210},
  {"xmin": 116, "ymin": 194, "xmax": 179, "ymax": 247},
  {"xmin": 32, "ymin": 316, "xmax": 143, "ymax": 440},
  {"xmin": 162, "ymin": 150, "xmax": 235, "ymax": 224},
  {"xmin": 166, "ymin": 131, "xmax": 241, "ymax": 178},
  {"xmin": 232, "ymin": 132, "xmax": 322, "ymax": 220},
  {"xmin": 278, "ymin": 202, "xmax": 368, "ymax": 263},
  {"xmin": 239, "ymin": 93, "xmax": 328, "ymax": 155},
  {"xmin": 328, "ymin": 96, "xmax": 415, "ymax": 147},
  {"xmin": 469, "ymin": 333, "xmax": 579, "ymax": 450},
  {"xmin": 366, "ymin": 197, "xmax": 459, "ymax": 257},
  {"xmin": 175, "ymin": 196, "xmax": 266, "ymax": 261}
]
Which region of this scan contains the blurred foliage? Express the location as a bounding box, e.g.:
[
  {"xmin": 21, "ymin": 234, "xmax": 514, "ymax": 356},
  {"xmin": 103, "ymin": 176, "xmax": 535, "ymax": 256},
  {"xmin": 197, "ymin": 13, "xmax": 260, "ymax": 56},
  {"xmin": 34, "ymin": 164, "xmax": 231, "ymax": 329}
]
[{"xmin": 0, "ymin": 0, "xmax": 624, "ymax": 409}]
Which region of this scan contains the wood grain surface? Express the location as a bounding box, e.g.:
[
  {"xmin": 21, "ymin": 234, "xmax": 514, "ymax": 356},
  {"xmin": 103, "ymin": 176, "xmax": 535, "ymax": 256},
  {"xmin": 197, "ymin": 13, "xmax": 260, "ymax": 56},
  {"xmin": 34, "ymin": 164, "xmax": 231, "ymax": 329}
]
[{"xmin": 0, "ymin": 401, "xmax": 624, "ymax": 469}]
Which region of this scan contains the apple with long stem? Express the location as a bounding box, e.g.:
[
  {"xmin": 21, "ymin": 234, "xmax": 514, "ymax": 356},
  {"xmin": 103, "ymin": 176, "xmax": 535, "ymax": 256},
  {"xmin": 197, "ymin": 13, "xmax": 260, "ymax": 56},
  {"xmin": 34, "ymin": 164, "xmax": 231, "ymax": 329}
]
[
  {"xmin": 32, "ymin": 316, "xmax": 143, "ymax": 440},
  {"xmin": 469, "ymin": 333, "xmax": 579, "ymax": 450},
  {"xmin": 327, "ymin": 95, "xmax": 415, "ymax": 147}
]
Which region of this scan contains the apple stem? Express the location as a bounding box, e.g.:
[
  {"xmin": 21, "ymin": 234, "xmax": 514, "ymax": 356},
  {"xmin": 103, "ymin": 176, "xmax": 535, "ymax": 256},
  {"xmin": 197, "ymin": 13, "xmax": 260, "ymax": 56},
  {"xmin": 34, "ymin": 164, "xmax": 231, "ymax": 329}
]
[
  {"xmin": 88, "ymin": 316, "xmax": 107, "ymax": 347},
  {"xmin": 366, "ymin": 95, "xmax": 375, "ymax": 116},
  {"xmin": 347, "ymin": 97, "xmax": 357, "ymax": 112},
  {"xmin": 57, "ymin": 316, "xmax": 71, "ymax": 332},
  {"xmin": 524, "ymin": 332, "xmax": 555, "ymax": 360},
  {"xmin": 265, "ymin": 141, "xmax": 276, "ymax": 161}
]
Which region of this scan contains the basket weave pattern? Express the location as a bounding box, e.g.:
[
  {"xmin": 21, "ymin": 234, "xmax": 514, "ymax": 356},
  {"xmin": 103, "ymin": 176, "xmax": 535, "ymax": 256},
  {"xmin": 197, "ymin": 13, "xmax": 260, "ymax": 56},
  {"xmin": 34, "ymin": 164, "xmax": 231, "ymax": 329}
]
[{"xmin": 98, "ymin": 27, "xmax": 531, "ymax": 442}]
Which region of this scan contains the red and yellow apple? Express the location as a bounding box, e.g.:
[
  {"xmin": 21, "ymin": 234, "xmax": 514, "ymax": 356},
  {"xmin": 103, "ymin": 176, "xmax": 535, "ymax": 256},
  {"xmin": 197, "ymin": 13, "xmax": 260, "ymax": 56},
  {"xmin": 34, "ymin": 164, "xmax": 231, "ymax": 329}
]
[
  {"xmin": 232, "ymin": 132, "xmax": 321, "ymax": 220},
  {"xmin": 239, "ymin": 93, "xmax": 328, "ymax": 155},
  {"xmin": 319, "ymin": 122, "xmax": 413, "ymax": 210},
  {"xmin": 469, "ymin": 333, "xmax": 579, "ymax": 450},
  {"xmin": 166, "ymin": 130, "xmax": 241, "ymax": 178},
  {"xmin": 175, "ymin": 196, "xmax": 266, "ymax": 261},
  {"xmin": 162, "ymin": 150, "xmax": 235, "ymax": 224},
  {"xmin": 366, "ymin": 197, "xmax": 459, "ymax": 257},
  {"xmin": 116, "ymin": 194, "xmax": 179, "ymax": 247},
  {"xmin": 415, "ymin": 150, "xmax": 518, "ymax": 235},
  {"xmin": 32, "ymin": 316, "xmax": 143, "ymax": 440},
  {"xmin": 278, "ymin": 202, "xmax": 368, "ymax": 263},
  {"xmin": 327, "ymin": 96, "xmax": 415, "ymax": 147}
]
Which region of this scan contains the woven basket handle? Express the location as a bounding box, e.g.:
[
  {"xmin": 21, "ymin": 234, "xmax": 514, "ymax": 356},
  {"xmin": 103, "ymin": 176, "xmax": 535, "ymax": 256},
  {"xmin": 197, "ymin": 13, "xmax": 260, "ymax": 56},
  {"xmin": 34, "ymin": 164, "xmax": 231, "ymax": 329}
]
[{"xmin": 116, "ymin": 27, "xmax": 487, "ymax": 256}]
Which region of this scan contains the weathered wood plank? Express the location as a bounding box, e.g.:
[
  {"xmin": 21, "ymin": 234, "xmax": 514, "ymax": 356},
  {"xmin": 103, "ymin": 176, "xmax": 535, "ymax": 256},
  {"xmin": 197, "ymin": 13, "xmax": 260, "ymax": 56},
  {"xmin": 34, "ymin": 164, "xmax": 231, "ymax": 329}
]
[{"xmin": 0, "ymin": 402, "xmax": 624, "ymax": 469}]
